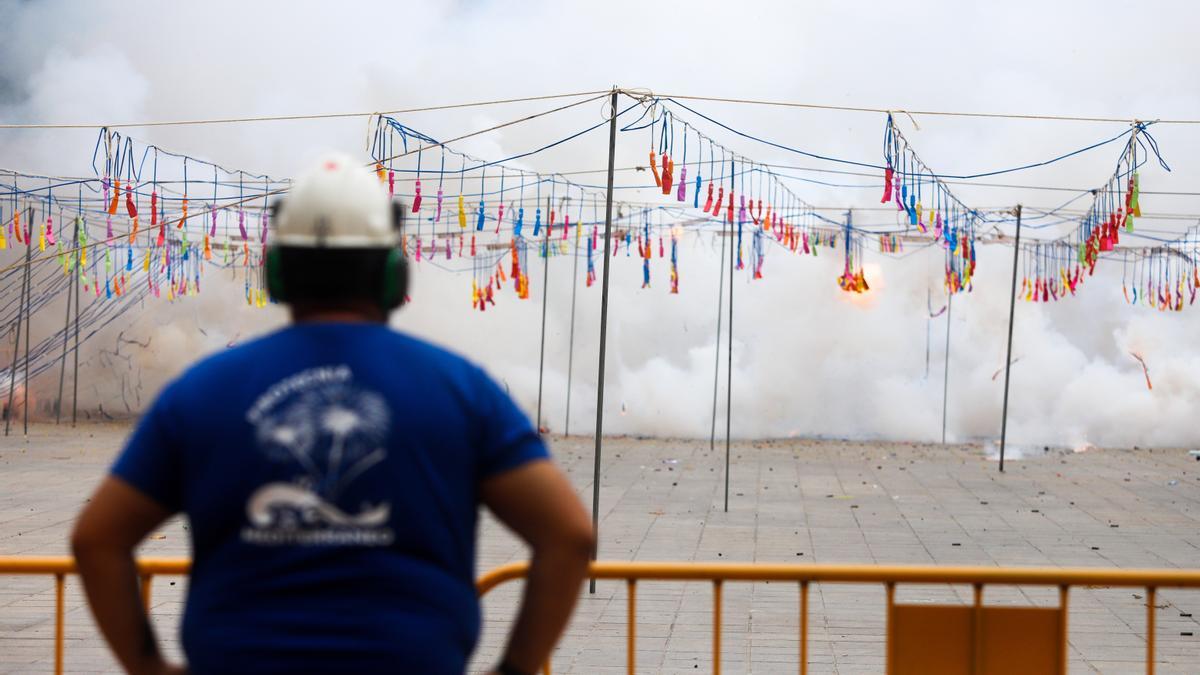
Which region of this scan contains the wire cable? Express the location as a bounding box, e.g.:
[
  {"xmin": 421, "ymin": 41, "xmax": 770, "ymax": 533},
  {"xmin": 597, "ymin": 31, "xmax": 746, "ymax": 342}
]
[{"xmin": 0, "ymin": 90, "xmax": 614, "ymax": 129}]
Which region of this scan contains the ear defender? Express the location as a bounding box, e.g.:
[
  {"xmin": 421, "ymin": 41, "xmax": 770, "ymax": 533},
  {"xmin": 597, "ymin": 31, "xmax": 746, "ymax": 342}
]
[
  {"xmin": 265, "ymin": 247, "xmax": 287, "ymax": 302},
  {"xmin": 265, "ymin": 200, "xmax": 286, "ymax": 303},
  {"xmin": 381, "ymin": 248, "xmax": 409, "ymax": 309},
  {"xmin": 383, "ymin": 200, "xmax": 409, "ymax": 309}
]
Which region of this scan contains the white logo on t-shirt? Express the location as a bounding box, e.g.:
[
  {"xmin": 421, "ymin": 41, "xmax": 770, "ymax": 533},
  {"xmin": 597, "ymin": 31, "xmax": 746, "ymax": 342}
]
[{"xmin": 241, "ymin": 365, "xmax": 394, "ymax": 547}]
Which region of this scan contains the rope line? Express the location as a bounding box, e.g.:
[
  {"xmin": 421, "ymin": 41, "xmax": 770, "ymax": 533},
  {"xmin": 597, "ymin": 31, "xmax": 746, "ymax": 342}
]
[
  {"xmin": 0, "ymin": 90, "xmax": 613, "ymax": 129},
  {"xmin": 5, "ymin": 87, "xmax": 1200, "ymax": 130},
  {"xmin": 643, "ymin": 91, "xmax": 1200, "ymax": 125}
]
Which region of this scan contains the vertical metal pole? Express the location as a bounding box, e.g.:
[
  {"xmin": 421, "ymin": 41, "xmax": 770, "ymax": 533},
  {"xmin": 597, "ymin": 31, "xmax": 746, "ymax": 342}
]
[
  {"xmin": 925, "ymin": 289, "xmax": 931, "ymax": 379},
  {"xmin": 590, "ymin": 88, "xmax": 619, "ymax": 594},
  {"xmin": 941, "ymin": 292, "xmax": 953, "ymax": 445},
  {"xmin": 535, "ymin": 195, "xmax": 550, "ymax": 432},
  {"xmin": 71, "ymin": 227, "xmax": 80, "ymax": 427},
  {"xmin": 1146, "ymin": 585, "xmax": 1157, "ymax": 675},
  {"xmin": 22, "ymin": 207, "xmax": 33, "ymax": 435},
  {"xmin": 54, "ymin": 573, "xmax": 64, "ymax": 675},
  {"xmin": 564, "ymin": 198, "xmax": 581, "ymax": 436},
  {"xmin": 998, "ymin": 205, "xmax": 1022, "ymax": 473},
  {"xmin": 723, "ymin": 159, "xmax": 735, "ymax": 513},
  {"xmin": 709, "ymin": 216, "xmax": 727, "ymax": 452},
  {"xmin": 5, "ymin": 228, "xmax": 27, "ymax": 436},
  {"xmin": 55, "ymin": 255, "xmax": 72, "ymax": 424},
  {"xmin": 71, "ymin": 221, "xmax": 81, "ymax": 426}
]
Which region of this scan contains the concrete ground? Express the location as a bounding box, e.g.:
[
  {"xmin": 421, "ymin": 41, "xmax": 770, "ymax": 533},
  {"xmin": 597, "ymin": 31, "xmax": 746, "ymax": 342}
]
[{"xmin": 1, "ymin": 423, "xmax": 1198, "ymax": 673}]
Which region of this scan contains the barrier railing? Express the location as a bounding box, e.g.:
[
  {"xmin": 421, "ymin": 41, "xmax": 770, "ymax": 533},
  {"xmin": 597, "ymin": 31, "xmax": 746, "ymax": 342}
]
[
  {"xmin": 2, "ymin": 556, "xmax": 1198, "ymax": 674},
  {"xmin": 0, "ymin": 556, "xmax": 190, "ymax": 675},
  {"xmin": 477, "ymin": 561, "xmax": 1200, "ymax": 675}
]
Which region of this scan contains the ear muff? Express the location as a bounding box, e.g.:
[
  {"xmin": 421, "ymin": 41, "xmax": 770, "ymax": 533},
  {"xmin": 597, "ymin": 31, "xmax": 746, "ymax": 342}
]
[
  {"xmin": 380, "ymin": 248, "xmax": 409, "ymax": 310},
  {"xmin": 381, "ymin": 199, "xmax": 409, "ymax": 310},
  {"xmin": 265, "ymin": 247, "xmax": 287, "ymax": 302}
]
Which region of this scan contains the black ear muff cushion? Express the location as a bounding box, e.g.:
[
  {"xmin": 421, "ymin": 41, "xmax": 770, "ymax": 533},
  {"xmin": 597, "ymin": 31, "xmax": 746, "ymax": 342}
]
[
  {"xmin": 382, "ymin": 249, "xmax": 409, "ymax": 309},
  {"xmin": 395, "ymin": 253, "xmax": 409, "ymax": 307},
  {"xmin": 266, "ymin": 247, "xmax": 286, "ymax": 302},
  {"xmin": 384, "ymin": 199, "xmax": 408, "ymax": 309}
]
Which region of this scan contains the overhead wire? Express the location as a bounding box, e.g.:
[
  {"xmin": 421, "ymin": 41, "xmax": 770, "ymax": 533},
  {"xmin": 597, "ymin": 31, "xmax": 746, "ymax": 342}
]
[
  {"xmin": 0, "ymin": 89, "xmax": 614, "ymax": 129},
  {"xmin": 640, "ymin": 90, "xmax": 1200, "ymax": 125}
]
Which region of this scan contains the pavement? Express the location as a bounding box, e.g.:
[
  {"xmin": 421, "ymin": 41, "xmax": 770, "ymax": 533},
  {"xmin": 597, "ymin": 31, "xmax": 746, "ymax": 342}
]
[{"xmin": 1, "ymin": 423, "xmax": 1198, "ymax": 673}]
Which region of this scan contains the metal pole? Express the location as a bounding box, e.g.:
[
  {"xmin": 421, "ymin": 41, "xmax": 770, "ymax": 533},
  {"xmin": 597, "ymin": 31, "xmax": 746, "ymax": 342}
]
[
  {"xmin": 925, "ymin": 289, "xmax": 931, "ymax": 379},
  {"xmin": 22, "ymin": 207, "xmax": 33, "ymax": 435},
  {"xmin": 71, "ymin": 225, "xmax": 80, "ymax": 427},
  {"xmin": 535, "ymin": 195, "xmax": 550, "ymax": 432},
  {"xmin": 709, "ymin": 212, "xmax": 727, "ymax": 453},
  {"xmin": 998, "ymin": 205, "xmax": 1023, "ymax": 473},
  {"xmin": 941, "ymin": 292, "xmax": 953, "ymax": 445},
  {"xmin": 723, "ymin": 159, "xmax": 735, "ymax": 513},
  {"xmin": 590, "ymin": 88, "xmax": 619, "ymax": 594},
  {"xmin": 55, "ymin": 251, "xmax": 72, "ymax": 424},
  {"xmin": 5, "ymin": 222, "xmax": 28, "ymax": 436},
  {"xmin": 564, "ymin": 200, "xmax": 581, "ymax": 436}
]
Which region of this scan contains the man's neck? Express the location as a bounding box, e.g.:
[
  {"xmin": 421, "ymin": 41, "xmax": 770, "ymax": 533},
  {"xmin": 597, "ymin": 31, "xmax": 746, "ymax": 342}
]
[{"xmin": 290, "ymin": 302, "xmax": 387, "ymax": 324}]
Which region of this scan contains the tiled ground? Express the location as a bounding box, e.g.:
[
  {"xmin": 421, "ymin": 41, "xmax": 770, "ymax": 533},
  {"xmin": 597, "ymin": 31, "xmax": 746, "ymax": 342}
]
[{"xmin": 1, "ymin": 424, "xmax": 1199, "ymax": 673}]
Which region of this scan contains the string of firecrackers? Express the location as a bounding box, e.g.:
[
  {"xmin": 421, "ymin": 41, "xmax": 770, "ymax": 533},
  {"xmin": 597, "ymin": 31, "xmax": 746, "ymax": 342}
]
[
  {"xmin": 618, "ymin": 100, "xmax": 831, "ymax": 281},
  {"xmin": 635, "ymin": 99, "xmax": 851, "ymax": 281},
  {"xmin": 4, "ymin": 110, "xmax": 704, "ymax": 320},
  {"xmin": 881, "ymin": 114, "xmax": 978, "ymax": 296},
  {"xmin": 103, "ymin": 127, "xmax": 275, "ymax": 278},
  {"xmin": 0, "ymin": 128, "xmax": 280, "ymax": 309},
  {"xmin": 370, "ymin": 114, "xmax": 578, "ymax": 312},
  {"xmin": 837, "ymin": 215, "xmax": 869, "ymax": 294},
  {"xmin": 1019, "ymin": 241, "xmax": 1081, "ymax": 304},
  {"xmin": 0, "ymin": 193, "xmax": 205, "ymax": 308},
  {"xmin": 0, "ymin": 192, "xmax": 267, "ymax": 313},
  {"xmin": 878, "ymin": 233, "xmax": 903, "ymax": 254},
  {"xmin": 1040, "ymin": 127, "xmax": 1142, "ymax": 298},
  {"xmin": 1067, "ymin": 123, "xmax": 1160, "ymax": 265},
  {"xmin": 369, "ymin": 113, "xmax": 698, "ymax": 312},
  {"xmin": 4, "ymin": 104, "xmax": 1182, "ymax": 318},
  {"xmin": 1015, "ymin": 122, "xmax": 1173, "ymax": 308},
  {"xmin": 5, "ymin": 99, "xmax": 859, "ymax": 314},
  {"xmin": 1118, "ymin": 232, "xmax": 1200, "ymax": 312}
]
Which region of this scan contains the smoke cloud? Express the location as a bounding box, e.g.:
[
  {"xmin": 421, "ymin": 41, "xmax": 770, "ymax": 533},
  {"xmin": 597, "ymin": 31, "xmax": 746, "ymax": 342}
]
[{"xmin": 1, "ymin": 0, "xmax": 1198, "ymax": 447}]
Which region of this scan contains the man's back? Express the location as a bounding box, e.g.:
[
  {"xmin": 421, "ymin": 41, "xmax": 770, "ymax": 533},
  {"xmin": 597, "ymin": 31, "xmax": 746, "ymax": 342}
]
[
  {"xmin": 114, "ymin": 323, "xmax": 545, "ymax": 673},
  {"xmin": 74, "ymin": 156, "xmax": 590, "ymax": 675}
]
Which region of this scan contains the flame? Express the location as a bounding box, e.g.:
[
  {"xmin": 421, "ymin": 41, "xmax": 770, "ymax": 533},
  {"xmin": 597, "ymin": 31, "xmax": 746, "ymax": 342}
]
[
  {"xmin": 838, "ymin": 263, "xmax": 884, "ymax": 307},
  {"xmin": 1, "ymin": 381, "xmax": 30, "ymax": 421}
]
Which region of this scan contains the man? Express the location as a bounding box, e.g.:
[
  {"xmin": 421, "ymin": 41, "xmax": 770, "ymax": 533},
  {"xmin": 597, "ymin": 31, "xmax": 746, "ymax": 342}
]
[{"xmin": 71, "ymin": 155, "xmax": 593, "ymax": 675}]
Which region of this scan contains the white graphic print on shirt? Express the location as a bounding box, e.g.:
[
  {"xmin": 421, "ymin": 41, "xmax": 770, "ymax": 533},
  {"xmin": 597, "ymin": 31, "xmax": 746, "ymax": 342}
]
[{"xmin": 241, "ymin": 365, "xmax": 394, "ymax": 546}]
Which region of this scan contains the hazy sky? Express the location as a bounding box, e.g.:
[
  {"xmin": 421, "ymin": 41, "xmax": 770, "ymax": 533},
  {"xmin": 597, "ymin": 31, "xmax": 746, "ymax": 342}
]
[{"xmin": 1, "ymin": 0, "xmax": 1198, "ymax": 448}]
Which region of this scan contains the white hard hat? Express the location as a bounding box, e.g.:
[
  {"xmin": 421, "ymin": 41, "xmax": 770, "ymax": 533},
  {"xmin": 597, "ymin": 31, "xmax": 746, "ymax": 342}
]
[{"xmin": 273, "ymin": 153, "xmax": 397, "ymax": 248}]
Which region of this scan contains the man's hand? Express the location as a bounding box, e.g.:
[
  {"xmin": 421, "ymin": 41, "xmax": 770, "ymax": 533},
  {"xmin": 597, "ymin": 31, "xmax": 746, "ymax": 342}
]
[
  {"xmin": 481, "ymin": 460, "xmax": 593, "ymax": 675},
  {"xmin": 72, "ymin": 476, "xmax": 180, "ymax": 675},
  {"xmin": 147, "ymin": 659, "xmax": 187, "ymax": 675}
]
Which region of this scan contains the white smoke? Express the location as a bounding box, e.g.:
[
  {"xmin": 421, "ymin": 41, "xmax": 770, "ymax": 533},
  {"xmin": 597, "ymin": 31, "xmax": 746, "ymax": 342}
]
[{"xmin": 1, "ymin": 0, "xmax": 1199, "ymax": 446}]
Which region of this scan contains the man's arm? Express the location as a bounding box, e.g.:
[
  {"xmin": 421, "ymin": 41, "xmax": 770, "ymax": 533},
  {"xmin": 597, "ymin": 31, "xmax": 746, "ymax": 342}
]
[
  {"xmin": 71, "ymin": 476, "xmax": 184, "ymax": 675},
  {"xmin": 481, "ymin": 459, "xmax": 593, "ymax": 674}
]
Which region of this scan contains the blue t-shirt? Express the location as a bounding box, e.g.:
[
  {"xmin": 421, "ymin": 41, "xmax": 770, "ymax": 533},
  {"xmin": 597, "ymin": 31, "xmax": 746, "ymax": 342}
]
[{"xmin": 112, "ymin": 323, "xmax": 547, "ymax": 675}]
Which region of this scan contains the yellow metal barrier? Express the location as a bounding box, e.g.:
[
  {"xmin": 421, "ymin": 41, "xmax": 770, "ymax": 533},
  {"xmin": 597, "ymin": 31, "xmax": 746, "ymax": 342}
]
[
  {"xmin": 477, "ymin": 561, "xmax": 1200, "ymax": 675},
  {"xmin": 3, "ymin": 556, "xmax": 1198, "ymax": 674},
  {"xmin": 0, "ymin": 556, "xmax": 190, "ymax": 675}
]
